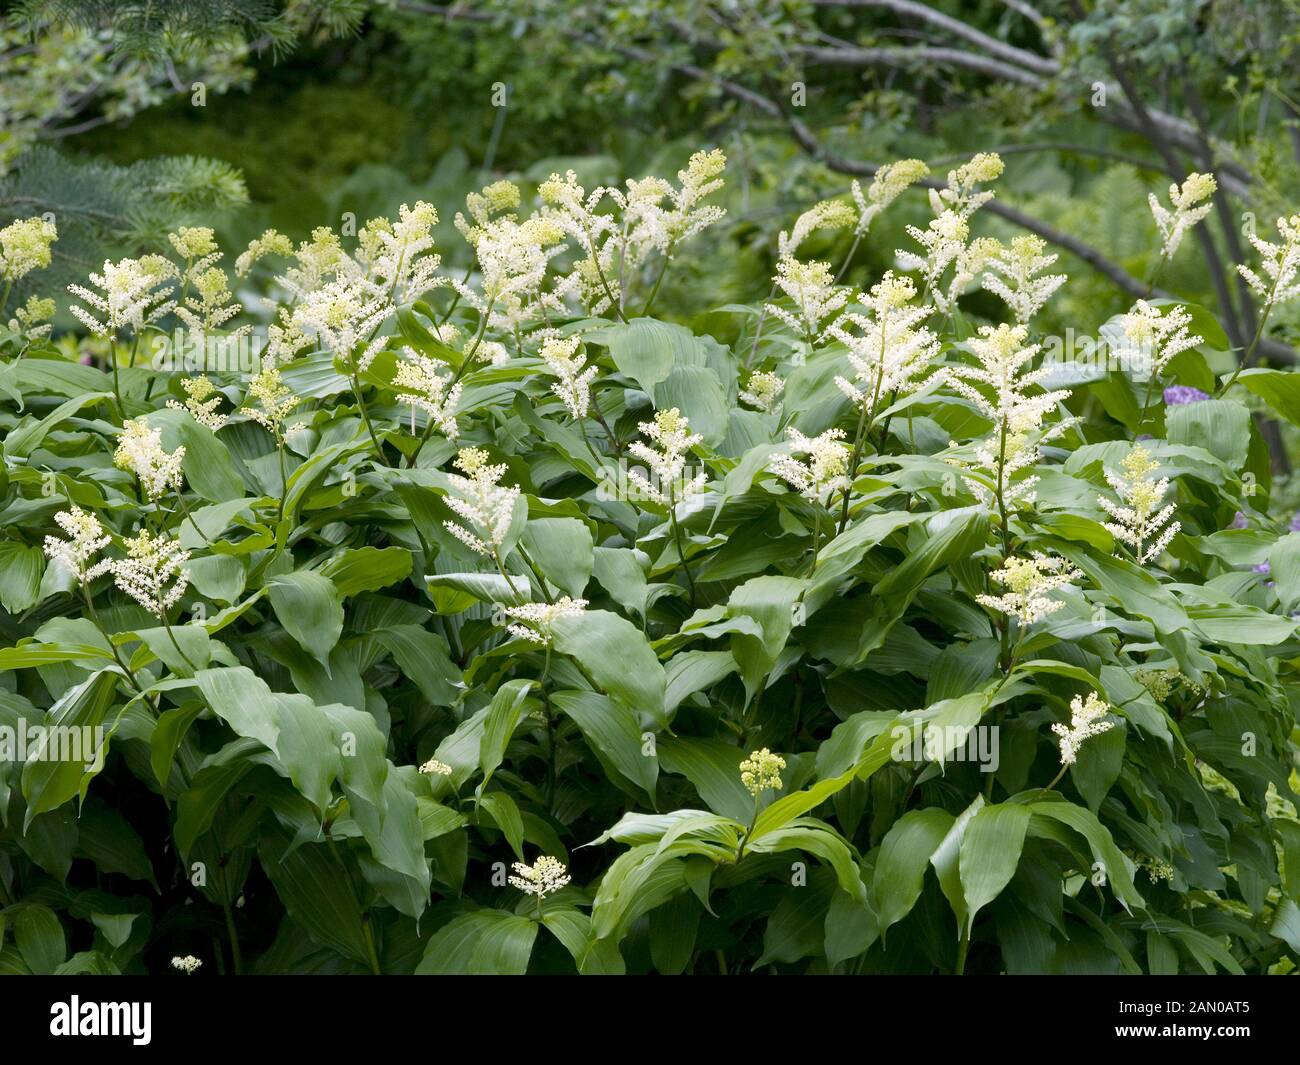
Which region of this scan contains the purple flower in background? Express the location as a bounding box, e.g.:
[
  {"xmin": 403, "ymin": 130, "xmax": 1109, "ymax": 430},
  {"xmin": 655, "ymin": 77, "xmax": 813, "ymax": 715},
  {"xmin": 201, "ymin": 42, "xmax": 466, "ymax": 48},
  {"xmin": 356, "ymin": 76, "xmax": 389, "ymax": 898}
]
[
  {"xmin": 1253, "ymin": 561, "xmax": 1271, "ymax": 575},
  {"xmin": 1291, "ymin": 511, "xmax": 1300, "ymax": 533},
  {"xmin": 1163, "ymin": 385, "xmax": 1210, "ymax": 405},
  {"xmin": 1229, "ymin": 511, "xmax": 1248, "ymax": 530}
]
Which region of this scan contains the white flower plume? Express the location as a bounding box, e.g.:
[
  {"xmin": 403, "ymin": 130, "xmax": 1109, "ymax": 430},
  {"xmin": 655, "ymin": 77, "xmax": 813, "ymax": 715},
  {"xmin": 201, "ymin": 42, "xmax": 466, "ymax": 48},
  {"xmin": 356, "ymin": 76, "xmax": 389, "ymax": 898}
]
[
  {"xmin": 111, "ymin": 528, "xmax": 191, "ymax": 618},
  {"xmin": 114, "ymin": 418, "xmax": 185, "ymax": 500},
  {"xmin": 768, "ymin": 427, "xmax": 849, "ymax": 504},
  {"xmin": 976, "ymin": 552, "xmax": 1081, "ymax": 626},
  {"xmin": 1099, "ymin": 445, "xmax": 1180, "ymax": 564},
  {"xmin": 393, "ymin": 348, "xmax": 461, "ymax": 440},
  {"xmin": 982, "ymin": 235, "xmax": 1067, "ymax": 324},
  {"xmin": 1115, "ymin": 301, "xmax": 1202, "ymax": 379},
  {"xmin": 444, "ymin": 447, "xmax": 520, "ymax": 556},
  {"xmin": 947, "ymin": 324, "xmax": 1072, "ymax": 510},
  {"xmin": 1052, "ymin": 691, "xmax": 1115, "ymax": 766},
  {"xmin": 1148, "ymin": 172, "xmax": 1216, "ymax": 258},
  {"xmin": 767, "ymin": 257, "xmax": 849, "ymax": 342},
  {"xmin": 43, "ymin": 506, "xmax": 112, "ymax": 584},
  {"xmin": 502, "ymin": 597, "xmax": 588, "ymax": 644},
  {"xmin": 539, "ymin": 335, "xmax": 597, "ymax": 420},
  {"xmin": 1238, "ymin": 213, "xmax": 1300, "ymax": 308},
  {"xmin": 829, "ymin": 272, "xmax": 941, "ymax": 418},
  {"xmin": 627, "ymin": 408, "xmax": 707, "ymax": 506},
  {"xmin": 509, "ymin": 855, "xmax": 571, "ymax": 899}
]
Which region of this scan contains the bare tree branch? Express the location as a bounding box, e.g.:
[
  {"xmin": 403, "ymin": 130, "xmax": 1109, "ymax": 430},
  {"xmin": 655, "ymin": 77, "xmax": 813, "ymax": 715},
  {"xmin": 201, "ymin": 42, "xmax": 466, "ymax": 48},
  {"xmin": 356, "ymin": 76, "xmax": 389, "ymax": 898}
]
[
  {"xmin": 790, "ymin": 42, "xmax": 1047, "ymax": 85},
  {"xmin": 808, "ymin": 0, "xmax": 1059, "ymax": 76}
]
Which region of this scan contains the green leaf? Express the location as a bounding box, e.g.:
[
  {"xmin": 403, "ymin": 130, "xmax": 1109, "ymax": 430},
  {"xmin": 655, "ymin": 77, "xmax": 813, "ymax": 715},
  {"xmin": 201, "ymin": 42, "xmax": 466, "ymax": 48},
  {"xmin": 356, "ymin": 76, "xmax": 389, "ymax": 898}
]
[
  {"xmin": 477, "ymin": 679, "xmax": 537, "ymax": 792},
  {"xmin": 872, "ymin": 807, "xmax": 954, "ymax": 934},
  {"xmin": 416, "ymin": 909, "xmax": 539, "ymax": 975},
  {"xmin": 550, "ymin": 609, "xmax": 666, "ymax": 728},
  {"xmin": 259, "ymin": 828, "xmax": 373, "ymax": 968},
  {"xmin": 603, "ymin": 317, "xmax": 682, "ymax": 393},
  {"xmin": 958, "ymin": 803, "xmax": 1031, "ymax": 932},
  {"xmin": 321, "ymin": 546, "xmax": 412, "ymax": 597},
  {"xmin": 268, "ymin": 571, "xmax": 344, "ymax": 667},
  {"xmin": 151, "ymin": 407, "xmax": 246, "ymax": 502},
  {"xmin": 657, "ymin": 736, "xmax": 752, "ymax": 821},
  {"xmin": 1030, "ymin": 800, "xmax": 1145, "ymax": 913},
  {"xmin": 13, "ymin": 905, "xmax": 65, "ymax": 975},
  {"xmin": 373, "ymin": 625, "xmax": 462, "ymax": 706},
  {"xmin": 0, "ymin": 542, "xmax": 44, "ymax": 612},
  {"xmin": 1166, "ymin": 399, "xmax": 1249, "ymax": 471},
  {"xmin": 551, "ymin": 689, "xmax": 658, "ymax": 801},
  {"xmin": 1235, "ymin": 368, "xmax": 1300, "ymax": 428},
  {"xmin": 519, "ymin": 517, "xmax": 593, "ymax": 598},
  {"xmin": 21, "ymin": 670, "xmax": 118, "ymax": 828}
]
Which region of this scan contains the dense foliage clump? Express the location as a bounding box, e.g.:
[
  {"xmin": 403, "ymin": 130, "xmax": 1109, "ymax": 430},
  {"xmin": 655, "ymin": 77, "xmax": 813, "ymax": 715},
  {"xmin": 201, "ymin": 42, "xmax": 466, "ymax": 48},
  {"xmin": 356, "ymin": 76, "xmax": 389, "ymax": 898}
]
[{"xmin": 1, "ymin": 147, "xmax": 1299, "ymax": 975}]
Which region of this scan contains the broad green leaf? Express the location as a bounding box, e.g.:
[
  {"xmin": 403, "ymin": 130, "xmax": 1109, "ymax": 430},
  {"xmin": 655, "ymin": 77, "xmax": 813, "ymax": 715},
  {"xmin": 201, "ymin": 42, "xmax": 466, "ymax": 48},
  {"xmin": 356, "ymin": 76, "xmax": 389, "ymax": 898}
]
[
  {"xmin": 268, "ymin": 571, "xmax": 344, "ymax": 667},
  {"xmin": 958, "ymin": 803, "xmax": 1031, "ymax": 932},
  {"xmin": 416, "ymin": 909, "xmax": 539, "ymax": 975},
  {"xmin": 872, "ymin": 807, "xmax": 954, "ymax": 933},
  {"xmin": 550, "ymin": 609, "xmax": 666, "ymax": 727}
]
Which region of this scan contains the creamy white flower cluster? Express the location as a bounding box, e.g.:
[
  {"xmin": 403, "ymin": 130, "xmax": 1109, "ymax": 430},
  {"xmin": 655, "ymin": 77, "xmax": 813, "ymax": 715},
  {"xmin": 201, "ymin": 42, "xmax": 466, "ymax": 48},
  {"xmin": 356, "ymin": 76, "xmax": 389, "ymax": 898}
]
[
  {"xmin": 166, "ymin": 375, "xmax": 228, "ymax": 431},
  {"xmin": 851, "ymin": 159, "xmax": 929, "ymax": 235},
  {"xmin": 768, "ymin": 427, "xmax": 849, "ymax": 505},
  {"xmin": 1051, "ymin": 692, "xmax": 1114, "ymax": 766},
  {"xmin": 778, "ymin": 198, "xmax": 856, "ymax": 259},
  {"xmin": 170, "ymin": 226, "xmax": 246, "ymax": 336},
  {"xmin": 456, "ymin": 180, "xmax": 567, "ymax": 329},
  {"xmin": 108, "ymin": 528, "xmax": 192, "ymax": 618},
  {"xmin": 502, "ymin": 596, "xmax": 588, "ymax": 644},
  {"xmin": 358, "ymin": 201, "xmax": 443, "ymax": 302},
  {"xmin": 240, "ymin": 367, "xmax": 301, "ymax": 443},
  {"xmin": 829, "ymin": 272, "xmax": 941, "ymax": 417},
  {"xmin": 1115, "ymin": 301, "xmax": 1202, "ymax": 378},
  {"xmin": 419, "ymin": 757, "xmax": 452, "ymax": 776},
  {"xmin": 627, "ymin": 408, "xmax": 707, "ymax": 506},
  {"xmin": 977, "ymin": 553, "xmax": 1080, "ymax": 626},
  {"xmin": 948, "ymin": 324, "xmax": 1072, "ymax": 509},
  {"xmin": 44, "ymin": 507, "xmax": 191, "ymax": 619},
  {"xmin": 444, "ymin": 447, "xmax": 521, "ymax": 556},
  {"xmin": 1148, "ymin": 172, "xmax": 1217, "ymax": 258},
  {"xmin": 899, "ymin": 209, "xmax": 972, "ymax": 301},
  {"xmin": 896, "ymin": 153, "xmax": 1006, "ymax": 312},
  {"xmin": 171, "ymin": 955, "xmax": 202, "ymax": 975},
  {"xmin": 393, "ymin": 348, "xmax": 461, "ymax": 440},
  {"xmin": 740, "ymin": 748, "xmax": 786, "ymax": 796},
  {"xmin": 114, "ymin": 418, "xmax": 185, "ymax": 500},
  {"xmin": 42, "ymin": 506, "xmax": 112, "ymax": 583},
  {"xmin": 982, "ymin": 235, "xmax": 1067, "ymax": 324},
  {"xmin": 739, "ymin": 370, "xmax": 785, "ymax": 413},
  {"xmin": 1238, "ymin": 213, "xmax": 1300, "ymax": 308},
  {"xmin": 10, "ymin": 294, "xmax": 56, "ymax": 337},
  {"xmin": 539, "ymin": 335, "xmax": 597, "ymax": 420},
  {"xmin": 0, "ymin": 216, "xmax": 57, "ymax": 281},
  {"xmin": 612, "ymin": 148, "xmax": 729, "ymax": 260},
  {"xmin": 509, "ymin": 855, "xmax": 571, "ymax": 899},
  {"xmin": 538, "ymin": 150, "xmax": 728, "ymax": 317},
  {"xmin": 1099, "ymin": 445, "xmax": 1180, "ymax": 564},
  {"xmin": 766, "ymin": 257, "xmax": 849, "ymax": 341},
  {"xmin": 69, "ymin": 255, "xmax": 177, "ymax": 337}
]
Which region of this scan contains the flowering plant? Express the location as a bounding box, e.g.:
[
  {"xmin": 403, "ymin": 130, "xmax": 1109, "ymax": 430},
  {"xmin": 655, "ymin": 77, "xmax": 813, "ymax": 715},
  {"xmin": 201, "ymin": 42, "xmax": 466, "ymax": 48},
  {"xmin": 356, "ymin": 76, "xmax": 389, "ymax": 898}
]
[{"xmin": 0, "ymin": 149, "xmax": 1296, "ymax": 979}]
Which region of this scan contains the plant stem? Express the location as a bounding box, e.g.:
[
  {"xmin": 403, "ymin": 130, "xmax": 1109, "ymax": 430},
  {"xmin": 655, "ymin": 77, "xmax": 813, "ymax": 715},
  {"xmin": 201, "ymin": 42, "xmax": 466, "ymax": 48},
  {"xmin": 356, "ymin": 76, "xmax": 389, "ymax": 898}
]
[
  {"xmin": 174, "ymin": 488, "xmax": 213, "ymax": 546},
  {"xmin": 222, "ymin": 900, "xmax": 243, "ymax": 975},
  {"xmin": 350, "ymin": 371, "xmax": 387, "ymax": 464},
  {"xmin": 668, "ymin": 487, "xmax": 697, "ymax": 609},
  {"xmin": 1218, "ymin": 304, "xmax": 1273, "ymax": 396},
  {"xmin": 275, "ymin": 439, "xmax": 289, "ymax": 525},
  {"xmin": 641, "ymin": 253, "xmax": 671, "ymax": 317}
]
